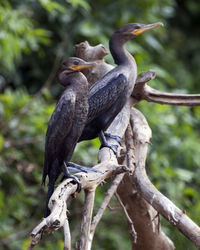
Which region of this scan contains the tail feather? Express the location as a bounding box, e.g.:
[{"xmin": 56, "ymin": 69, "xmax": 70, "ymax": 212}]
[
  {"xmin": 44, "ymin": 182, "xmax": 55, "ymax": 217},
  {"xmin": 43, "ymin": 159, "xmax": 62, "ymax": 217}
]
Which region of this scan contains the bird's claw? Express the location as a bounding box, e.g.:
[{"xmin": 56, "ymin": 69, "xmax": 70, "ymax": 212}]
[
  {"xmin": 67, "ymin": 162, "xmax": 101, "ymax": 173},
  {"xmin": 100, "ymin": 143, "xmax": 118, "ymax": 156},
  {"xmin": 62, "ymin": 162, "xmax": 82, "ymax": 192},
  {"xmin": 104, "ymin": 132, "xmax": 122, "ymax": 146},
  {"xmin": 70, "ymin": 175, "xmax": 82, "ymax": 193}
]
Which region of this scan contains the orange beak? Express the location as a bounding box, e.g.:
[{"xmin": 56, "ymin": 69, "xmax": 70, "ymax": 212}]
[
  {"xmin": 72, "ymin": 63, "xmax": 96, "ymax": 71},
  {"xmin": 133, "ymin": 22, "xmax": 164, "ymax": 35}
]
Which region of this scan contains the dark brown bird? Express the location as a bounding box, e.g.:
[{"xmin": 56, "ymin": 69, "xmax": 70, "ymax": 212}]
[
  {"xmin": 42, "ymin": 57, "xmax": 95, "ymax": 217},
  {"xmin": 78, "ymin": 22, "xmax": 163, "ymax": 153}
]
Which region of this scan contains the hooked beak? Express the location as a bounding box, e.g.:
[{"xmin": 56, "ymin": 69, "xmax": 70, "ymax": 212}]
[
  {"xmin": 133, "ymin": 22, "xmax": 164, "ymax": 35},
  {"xmin": 72, "ymin": 62, "xmax": 96, "ymax": 71}
]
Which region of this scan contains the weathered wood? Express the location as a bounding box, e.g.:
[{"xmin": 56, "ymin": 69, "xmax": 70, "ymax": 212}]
[{"xmin": 130, "ymin": 108, "xmax": 200, "ymax": 249}]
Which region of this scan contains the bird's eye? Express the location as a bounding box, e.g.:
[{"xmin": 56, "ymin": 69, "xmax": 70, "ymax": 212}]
[
  {"xmin": 135, "ymin": 25, "xmax": 140, "ymax": 29},
  {"xmin": 73, "ymin": 61, "xmax": 79, "ymax": 65}
]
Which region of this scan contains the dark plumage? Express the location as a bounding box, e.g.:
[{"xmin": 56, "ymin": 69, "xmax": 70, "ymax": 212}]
[
  {"xmin": 78, "ymin": 22, "xmax": 163, "ymax": 151},
  {"xmin": 42, "ymin": 57, "xmax": 95, "ymax": 217}
]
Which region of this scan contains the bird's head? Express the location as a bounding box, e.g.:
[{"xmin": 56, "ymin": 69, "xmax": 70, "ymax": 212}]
[
  {"xmin": 58, "ymin": 57, "xmax": 96, "ymax": 86},
  {"xmin": 59, "ymin": 57, "xmax": 96, "ymax": 74},
  {"xmin": 114, "ymin": 22, "xmax": 164, "ymax": 41}
]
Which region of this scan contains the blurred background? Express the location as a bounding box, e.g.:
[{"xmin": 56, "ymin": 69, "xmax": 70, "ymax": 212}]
[{"xmin": 0, "ymin": 0, "xmax": 200, "ymax": 249}]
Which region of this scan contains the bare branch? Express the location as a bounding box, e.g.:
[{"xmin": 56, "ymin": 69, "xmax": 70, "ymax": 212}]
[
  {"xmin": 76, "ymin": 189, "xmax": 96, "ymax": 250},
  {"xmin": 124, "ymin": 124, "xmax": 135, "ymax": 172},
  {"xmin": 132, "ymin": 71, "xmax": 200, "ymax": 106},
  {"xmin": 116, "ymin": 119, "xmax": 174, "ymax": 249},
  {"xmin": 63, "ymin": 219, "xmax": 71, "ymax": 250},
  {"xmin": 130, "ymin": 108, "xmax": 200, "ymax": 248},
  {"xmin": 115, "ymin": 193, "xmax": 137, "ymax": 244},
  {"xmin": 30, "ymin": 164, "xmax": 128, "ymax": 240},
  {"xmin": 143, "ymin": 85, "xmax": 200, "ymax": 106},
  {"xmin": 88, "ymin": 173, "xmax": 125, "ymax": 250}
]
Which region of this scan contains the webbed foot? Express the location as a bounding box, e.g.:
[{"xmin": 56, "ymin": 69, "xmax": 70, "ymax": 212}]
[
  {"xmin": 100, "ymin": 143, "xmax": 118, "ymax": 155},
  {"xmin": 67, "ymin": 162, "xmax": 101, "ymax": 173},
  {"xmin": 104, "ymin": 132, "xmax": 122, "ymax": 145},
  {"xmin": 62, "ymin": 162, "xmax": 81, "ymax": 193},
  {"xmin": 99, "ymin": 131, "xmax": 118, "ymax": 156}
]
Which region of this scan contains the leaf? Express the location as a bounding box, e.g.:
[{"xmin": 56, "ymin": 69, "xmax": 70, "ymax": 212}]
[{"xmin": 67, "ymin": 0, "xmax": 90, "ymax": 11}]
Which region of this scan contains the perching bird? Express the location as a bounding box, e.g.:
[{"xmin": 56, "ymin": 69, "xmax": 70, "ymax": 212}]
[
  {"xmin": 42, "ymin": 57, "xmax": 95, "ymax": 217},
  {"xmin": 78, "ymin": 22, "xmax": 163, "ymax": 153}
]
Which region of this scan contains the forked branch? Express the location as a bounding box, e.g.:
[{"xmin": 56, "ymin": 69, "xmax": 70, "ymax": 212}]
[
  {"xmin": 133, "ymin": 71, "xmax": 200, "ymax": 106},
  {"xmin": 130, "ymin": 108, "xmax": 200, "ymax": 248}
]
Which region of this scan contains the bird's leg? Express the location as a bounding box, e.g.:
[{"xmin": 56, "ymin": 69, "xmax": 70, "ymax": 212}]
[
  {"xmin": 99, "ymin": 130, "xmax": 118, "ymax": 155},
  {"xmin": 104, "ymin": 132, "xmax": 122, "ymax": 145},
  {"xmin": 62, "ymin": 162, "xmax": 82, "ymax": 193},
  {"xmin": 67, "ymin": 162, "xmax": 101, "ymax": 173}
]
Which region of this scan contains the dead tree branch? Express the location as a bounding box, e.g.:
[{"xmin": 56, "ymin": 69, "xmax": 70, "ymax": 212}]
[
  {"xmin": 130, "ymin": 108, "xmax": 200, "ymax": 248},
  {"xmin": 115, "ymin": 193, "xmax": 137, "ymax": 243},
  {"xmin": 132, "ymin": 71, "xmax": 200, "ymax": 106},
  {"xmin": 88, "ymin": 173, "xmax": 125, "ymax": 250},
  {"xmin": 63, "ymin": 219, "xmax": 71, "ymax": 250},
  {"xmin": 75, "ymin": 189, "xmax": 96, "ymax": 250}
]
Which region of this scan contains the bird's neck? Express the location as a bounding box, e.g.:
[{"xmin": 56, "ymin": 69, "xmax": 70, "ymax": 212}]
[
  {"xmin": 109, "ymin": 34, "xmax": 135, "ymax": 66},
  {"xmin": 60, "ymin": 72, "xmax": 88, "ymax": 90}
]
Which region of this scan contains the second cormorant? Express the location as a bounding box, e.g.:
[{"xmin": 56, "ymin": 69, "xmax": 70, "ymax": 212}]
[
  {"xmin": 42, "ymin": 57, "xmax": 95, "ymax": 217},
  {"xmin": 78, "ymin": 22, "xmax": 163, "ymax": 153}
]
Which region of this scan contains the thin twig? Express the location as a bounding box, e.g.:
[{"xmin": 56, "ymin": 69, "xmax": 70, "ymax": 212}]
[
  {"xmin": 88, "ymin": 173, "xmax": 125, "ymax": 250},
  {"xmin": 107, "ymin": 205, "xmax": 121, "ymax": 211},
  {"xmin": 148, "ymin": 212, "xmax": 161, "ymax": 233},
  {"xmin": 115, "ymin": 193, "xmax": 137, "ymax": 244}
]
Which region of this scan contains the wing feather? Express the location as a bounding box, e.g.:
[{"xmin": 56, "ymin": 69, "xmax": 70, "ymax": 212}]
[
  {"xmin": 42, "ymin": 90, "xmax": 76, "ymax": 183},
  {"xmin": 87, "ymin": 74, "xmax": 127, "ymax": 122}
]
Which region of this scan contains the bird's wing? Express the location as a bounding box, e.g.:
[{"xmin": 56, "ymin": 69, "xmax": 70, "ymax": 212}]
[
  {"xmin": 42, "ymin": 90, "xmax": 76, "ymax": 183},
  {"xmin": 87, "ymin": 74, "xmax": 127, "ymax": 122}
]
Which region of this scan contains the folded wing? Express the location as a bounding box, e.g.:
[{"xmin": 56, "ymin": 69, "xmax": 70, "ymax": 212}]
[
  {"xmin": 87, "ymin": 74, "xmax": 127, "ymax": 123},
  {"xmin": 42, "ymin": 90, "xmax": 76, "ymax": 184}
]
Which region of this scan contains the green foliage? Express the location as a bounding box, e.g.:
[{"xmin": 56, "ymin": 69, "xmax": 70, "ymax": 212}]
[
  {"xmin": 0, "ymin": 89, "xmax": 49, "ymax": 249},
  {"xmin": 0, "ymin": 0, "xmax": 200, "ymax": 249},
  {"xmin": 0, "ymin": 1, "xmax": 51, "ymax": 74}
]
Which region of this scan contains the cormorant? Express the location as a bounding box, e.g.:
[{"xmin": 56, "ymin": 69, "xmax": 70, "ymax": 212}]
[
  {"xmin": 78, "ymin": 22, "xmax": 163, "ymax": 153},
  {"xmin": 42, "ymin": 57, "xmax": 95, "ymax": 217}
]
